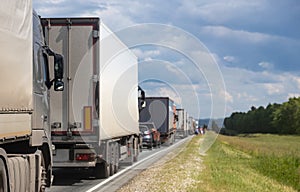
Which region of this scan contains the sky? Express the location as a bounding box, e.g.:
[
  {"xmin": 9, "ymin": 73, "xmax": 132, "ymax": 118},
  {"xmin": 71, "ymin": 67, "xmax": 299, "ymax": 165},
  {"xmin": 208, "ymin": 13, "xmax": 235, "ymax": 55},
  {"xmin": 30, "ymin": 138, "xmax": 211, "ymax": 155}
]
[{"xmin": 33, "ymin": 0, "xmax": 300, "ymax": 119}]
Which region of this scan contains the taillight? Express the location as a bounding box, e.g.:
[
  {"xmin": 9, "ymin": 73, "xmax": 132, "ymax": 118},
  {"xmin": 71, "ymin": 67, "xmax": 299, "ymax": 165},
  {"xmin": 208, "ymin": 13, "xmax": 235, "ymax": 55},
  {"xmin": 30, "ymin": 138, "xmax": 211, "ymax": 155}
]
[{"xmin": 75, "ymin": 153, "xmax": 95, "ymax": 161}]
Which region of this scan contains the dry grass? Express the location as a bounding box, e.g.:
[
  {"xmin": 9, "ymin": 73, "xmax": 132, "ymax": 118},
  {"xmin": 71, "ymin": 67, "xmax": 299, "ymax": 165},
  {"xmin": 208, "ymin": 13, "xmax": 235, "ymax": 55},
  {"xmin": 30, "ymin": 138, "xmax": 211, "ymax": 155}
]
[{"xmin": 218, "ymin": 134, "xmax": 300, "ymax": 158}]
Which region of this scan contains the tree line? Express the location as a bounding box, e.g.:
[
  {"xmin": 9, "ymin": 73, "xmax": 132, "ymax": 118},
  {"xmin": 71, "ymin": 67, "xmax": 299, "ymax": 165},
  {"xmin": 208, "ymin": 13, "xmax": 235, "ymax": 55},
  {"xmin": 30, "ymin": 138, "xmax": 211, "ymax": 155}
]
[{"xmin": 221, "ymin": 97, "xmax": 300, "ymax": 135}]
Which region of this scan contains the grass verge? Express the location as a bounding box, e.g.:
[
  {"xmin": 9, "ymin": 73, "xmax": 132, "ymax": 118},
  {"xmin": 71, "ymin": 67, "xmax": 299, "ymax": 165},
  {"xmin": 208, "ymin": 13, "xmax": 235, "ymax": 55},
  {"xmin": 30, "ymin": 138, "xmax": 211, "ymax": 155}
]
[
  {"xmin": 118, "ymin": 136, "xmax": 204, "ymax": 192},
  {"xmin": 119, "ymin": 134, "xmax": 300, "ymax": 192},
  {"xmin": 192, "ymin": 133, "xmax": 300, "ymax": 192}
]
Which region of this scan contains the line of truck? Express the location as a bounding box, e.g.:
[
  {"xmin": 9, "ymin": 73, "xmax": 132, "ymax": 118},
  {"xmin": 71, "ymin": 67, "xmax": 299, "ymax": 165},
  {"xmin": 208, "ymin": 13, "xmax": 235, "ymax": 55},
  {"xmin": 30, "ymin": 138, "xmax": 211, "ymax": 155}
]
[{"xmin": 0, "ymin": 1, "xmax": 197, "ymax": 191}]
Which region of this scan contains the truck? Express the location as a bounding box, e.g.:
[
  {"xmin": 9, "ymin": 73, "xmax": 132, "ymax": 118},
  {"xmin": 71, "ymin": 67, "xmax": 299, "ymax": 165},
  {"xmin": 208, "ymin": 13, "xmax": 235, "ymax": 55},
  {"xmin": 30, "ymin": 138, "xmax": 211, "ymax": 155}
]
[
  {"xmin": 139, "ymin": 97, "xmax": 177, "ymax": 145},
  {"xmin": 176, "ymin": 109, "xmax": 188, "ymax": 138},
  {"xmin": 0, "ymin": 1, "xmax": 64, "ymax": 191},
  {"xmin": 188, "ymin": 116, "xmax": 196, "ymax": 135},
  {"xmin": 41, "ymin": 17, "xmax": 141, "ymax": 178}
]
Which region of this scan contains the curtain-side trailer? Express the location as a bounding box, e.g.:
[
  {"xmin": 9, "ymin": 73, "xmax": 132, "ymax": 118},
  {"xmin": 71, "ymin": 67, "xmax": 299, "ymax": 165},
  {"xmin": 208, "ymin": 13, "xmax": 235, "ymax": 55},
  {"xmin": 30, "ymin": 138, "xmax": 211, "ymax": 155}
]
[
  {"xmin": 139, "ymin": 97, "xmax": 177, "ymax": 145},
  {"xmin": 0, "ymin": 1, "xmax": 64, "ymax": 191},
  {"xmin": 41, "ymin": 17, "xmax": 140, "ymax": 178}
]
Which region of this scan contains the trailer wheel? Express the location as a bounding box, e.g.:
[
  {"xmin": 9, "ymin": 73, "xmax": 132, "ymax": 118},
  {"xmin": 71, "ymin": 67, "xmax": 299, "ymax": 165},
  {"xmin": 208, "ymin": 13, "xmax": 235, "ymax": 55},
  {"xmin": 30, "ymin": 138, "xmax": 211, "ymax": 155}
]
[
  {"xmin": 109, "ymin": 143, "xmax": 115, "ymax": 176},
  {"xmin": 109, "ymin": 163, "xmax": 114, "ymax": 176},
  {"xmin": 133, "ymin": 138, "xmax": 139, "ymax": 163},
  {"xmin": 94, "ymin": 162, "xmax": 109, "ymax": 179},
  {"xmin": 0, "ymin": 158, "xmax": 8, "ymax": 192},
  {"xmin": 139, "ymin": 144, "xmax": 143, "ymax": 153},
  {"xmin": 7, "ymin": 157, "xmax": 28, "ymax": 192},
  {"xmin": 147, "ymin": 139, "xmax": 152, "ymax": 150},
  {"xmin": 114, "ymin": 143, "xmax": 119, "ymax": 174},
  {"xmin": 40, "ymin": 154, "xmax": 47, "ymax": 192}
]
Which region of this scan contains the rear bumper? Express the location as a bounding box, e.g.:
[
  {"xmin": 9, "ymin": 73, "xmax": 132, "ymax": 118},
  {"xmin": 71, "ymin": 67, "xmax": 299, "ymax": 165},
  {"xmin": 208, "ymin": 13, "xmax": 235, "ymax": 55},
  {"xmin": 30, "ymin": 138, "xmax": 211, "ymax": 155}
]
[
  {"xmin": 53, "ymin": 148, "xmax": 97, "ymax": 168},
  {"xmin": 53, "ymin": 161, "xmax": 96, "ymax": 168}
]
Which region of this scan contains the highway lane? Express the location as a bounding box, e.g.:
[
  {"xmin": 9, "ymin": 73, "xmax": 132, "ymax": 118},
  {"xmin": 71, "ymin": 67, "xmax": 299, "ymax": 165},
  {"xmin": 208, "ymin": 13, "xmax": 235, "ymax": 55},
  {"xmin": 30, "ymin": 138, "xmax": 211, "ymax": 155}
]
[{"xmin": 46, "ymin": 136, "xmax": 192, "ymax": 192}]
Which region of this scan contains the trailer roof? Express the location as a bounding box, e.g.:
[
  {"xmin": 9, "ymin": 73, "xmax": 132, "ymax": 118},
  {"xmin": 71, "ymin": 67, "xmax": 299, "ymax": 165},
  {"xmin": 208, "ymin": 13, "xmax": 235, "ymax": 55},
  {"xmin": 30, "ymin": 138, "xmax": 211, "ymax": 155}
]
[{"xmin": 144, "ymin": 97, "xmax": 174, "ymax": 102}]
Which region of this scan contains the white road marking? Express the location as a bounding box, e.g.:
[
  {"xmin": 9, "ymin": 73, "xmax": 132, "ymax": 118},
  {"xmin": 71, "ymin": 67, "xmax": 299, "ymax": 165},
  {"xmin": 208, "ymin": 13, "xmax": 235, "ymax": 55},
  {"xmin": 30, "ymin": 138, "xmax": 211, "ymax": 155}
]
[{"xmin": 85, "ymin": 137, "xmax": 191, "ymax": 192}]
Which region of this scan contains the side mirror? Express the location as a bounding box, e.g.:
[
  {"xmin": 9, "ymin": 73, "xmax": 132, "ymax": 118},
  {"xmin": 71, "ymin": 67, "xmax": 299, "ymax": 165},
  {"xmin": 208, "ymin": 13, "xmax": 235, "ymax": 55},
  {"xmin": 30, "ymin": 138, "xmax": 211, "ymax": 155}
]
[
  {"xmin": 53, "ymin": 54, "xmax": 64, "ymax": 91},
  {"xmin": 141, "ymin": 101, "xmax": 146, "ymax": 108},
  {"xmin": 140, "ymin": 89, "xmax": 146, "ymax": 108}
]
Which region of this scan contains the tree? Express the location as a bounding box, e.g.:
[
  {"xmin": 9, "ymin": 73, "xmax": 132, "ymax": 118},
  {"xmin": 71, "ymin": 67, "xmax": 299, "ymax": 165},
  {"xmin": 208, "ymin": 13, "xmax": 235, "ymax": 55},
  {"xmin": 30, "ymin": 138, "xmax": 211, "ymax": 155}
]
[
  {"xmin": 222, "ymin": 97, "xmax": 300, "ymax": 135},
  {"xmin": 272, "ymin": 97, "xmax": 300, "ymax": 134}
]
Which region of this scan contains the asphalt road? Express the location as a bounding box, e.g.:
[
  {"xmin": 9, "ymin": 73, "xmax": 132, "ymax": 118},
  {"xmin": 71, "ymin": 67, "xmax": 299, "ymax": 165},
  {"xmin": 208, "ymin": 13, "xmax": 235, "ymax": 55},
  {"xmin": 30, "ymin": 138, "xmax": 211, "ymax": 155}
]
[{"xmin": 46, "ymin": 136, "xmax": 192, "ymax": 192}]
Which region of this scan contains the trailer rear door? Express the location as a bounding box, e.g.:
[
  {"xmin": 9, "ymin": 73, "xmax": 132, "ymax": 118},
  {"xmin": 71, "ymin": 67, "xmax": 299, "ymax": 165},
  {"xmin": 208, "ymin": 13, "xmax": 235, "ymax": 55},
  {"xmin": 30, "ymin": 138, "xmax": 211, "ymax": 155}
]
[{"xmin": 42, "ymin": 18, "xmax": 99, "ymax": 136}]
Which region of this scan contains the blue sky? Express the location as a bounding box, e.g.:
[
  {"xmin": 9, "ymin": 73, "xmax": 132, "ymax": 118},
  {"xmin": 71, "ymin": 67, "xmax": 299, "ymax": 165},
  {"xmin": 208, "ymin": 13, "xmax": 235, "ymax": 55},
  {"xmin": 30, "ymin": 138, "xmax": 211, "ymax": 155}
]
[{"xmin": 33, "ymin": 0, "xmax": 300, "ymax": 119}]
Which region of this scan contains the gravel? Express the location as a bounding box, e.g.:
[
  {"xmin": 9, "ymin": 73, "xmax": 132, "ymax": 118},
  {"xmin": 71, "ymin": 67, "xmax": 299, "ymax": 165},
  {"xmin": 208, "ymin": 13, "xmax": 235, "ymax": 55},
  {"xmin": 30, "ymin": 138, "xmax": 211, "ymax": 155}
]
[{"xmin": 118, "ymin": 137, "xmax": 204, "ymax": 192}]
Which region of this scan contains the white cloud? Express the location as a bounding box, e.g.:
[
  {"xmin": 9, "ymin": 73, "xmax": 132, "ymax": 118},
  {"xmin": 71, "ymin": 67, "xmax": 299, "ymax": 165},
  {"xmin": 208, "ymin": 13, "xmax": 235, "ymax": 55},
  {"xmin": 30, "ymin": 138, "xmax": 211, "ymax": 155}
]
[
  {"xmin": 201, "ymin": 25, "xmax": 285, "ymax": 44},
  {"xmin": 179, "ymin": 1, "xmax": 264, "ymax": 23},
  {"xmin": 223, "ymin": 56, "xmax": 236, "ymax": 63},
  {"xmin": 225, "ymin": 91, "xmax": 233, "ymax": 103},
  {"xmin": 219, "ymin": 61, "xmax": 300, "ymax": 115},
  {"xmin": 287, "ymin": 93, "xmax": 300, "ymax": 99},
  {"xmin": 292, "ymin": 76, "xmax": 300, "ymax": 90},
  {"xmin": 237, "ymin": 92, "xmax": 258, "ymax": 102},
  {"xmin": 44, "ymin": 0, "xmax": 65, "ymax": 4},
  {"xmin": 258, "ymin": 61, "xmax": 273, "ymax": 70},
  {"xmin": 132, "ymin": 49, "xmax": 160, "ymax": 60},
  {"xmin": 81, "ymin": 4, "xmax": 134, "ymax": 30}
]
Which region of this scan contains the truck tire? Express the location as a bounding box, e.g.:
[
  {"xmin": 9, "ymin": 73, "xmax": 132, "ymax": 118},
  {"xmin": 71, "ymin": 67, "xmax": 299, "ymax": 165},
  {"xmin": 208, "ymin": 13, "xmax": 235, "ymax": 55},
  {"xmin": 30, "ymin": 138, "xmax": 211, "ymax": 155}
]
[
  {"xmin": 148, "ymin": 141, "xmax": 153, "ymax": 150},
  {"xmin": 94, "ymin": 162, "xmax": 109, "ymax": 179},
  {"xmin": 40, "ymin": 153, "xmax": 47, "ymax": 192},
  {"xmin": 109, "ymin": 143, "xmax": 114, "ymax": 176},
  {"xmin": 0, "ymin": 158, "xmax": 8, "ymax": 192},
  {"xmin": 8, "ymin": 157, "xmax": 29, "ymax": 192},
  {"xmin": 133, "ymin": 138, "xmax": 139, "ymax": 163},
  {"xmin": 114, "ymin": 143, "xmax": 119, "ymax": 174},
  {"xmin": 139, "ymin": 144, "xmax": 143, "ymax": 153},
  {"xmin": 109, "ymin": 163, "xmax": 114, "ymax": 176}
]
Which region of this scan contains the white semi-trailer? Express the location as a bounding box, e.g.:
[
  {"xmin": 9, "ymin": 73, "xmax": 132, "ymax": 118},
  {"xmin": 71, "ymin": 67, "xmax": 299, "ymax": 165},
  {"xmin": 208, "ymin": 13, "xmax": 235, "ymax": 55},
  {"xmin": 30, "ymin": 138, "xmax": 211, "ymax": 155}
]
[
  {"xmin": 0, "ymin": 1, "xmax": 64, "ymax": 191},
  {"xmin": 176, "ymin": 109, "xmax": 188, "ymax": 138},
  {"xmin": 41, "ymin": 17, "xmax": 141, "ymax": 178},
  {"xmin": 188, "ymin": 116, "xmax": 196, "ymax": 135}
]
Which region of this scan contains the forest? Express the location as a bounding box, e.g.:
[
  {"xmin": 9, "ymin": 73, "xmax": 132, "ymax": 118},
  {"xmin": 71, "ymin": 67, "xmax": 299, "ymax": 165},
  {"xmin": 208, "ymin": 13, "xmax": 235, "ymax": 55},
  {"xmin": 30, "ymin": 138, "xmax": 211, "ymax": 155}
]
[{"xmin": 221, "ymin": 97, "xmax": 300, "ymax": 135}]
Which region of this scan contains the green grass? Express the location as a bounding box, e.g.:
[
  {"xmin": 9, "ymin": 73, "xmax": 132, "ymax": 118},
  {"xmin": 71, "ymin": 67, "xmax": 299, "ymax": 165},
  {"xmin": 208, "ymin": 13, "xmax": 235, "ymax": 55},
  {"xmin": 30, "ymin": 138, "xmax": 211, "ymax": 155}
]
[{"xmin": 191, "ymin": 133, "xmax": 300, "ymax": 192}]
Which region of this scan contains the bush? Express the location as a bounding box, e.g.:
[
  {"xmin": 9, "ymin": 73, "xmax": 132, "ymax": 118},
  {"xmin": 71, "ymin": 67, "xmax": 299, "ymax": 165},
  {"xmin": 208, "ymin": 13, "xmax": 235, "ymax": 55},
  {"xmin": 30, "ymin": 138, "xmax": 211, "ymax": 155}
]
[{"xmin": 220, "ymin": 128, "xmax": 238, "ymax": 136}]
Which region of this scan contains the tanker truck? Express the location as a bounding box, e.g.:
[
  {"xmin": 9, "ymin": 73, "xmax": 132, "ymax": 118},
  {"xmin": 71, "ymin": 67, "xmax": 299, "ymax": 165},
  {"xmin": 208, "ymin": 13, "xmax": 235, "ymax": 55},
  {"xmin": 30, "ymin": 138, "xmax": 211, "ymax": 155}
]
[
  {"xmin": 0, "ymin": 1, "xmax": 64, "ymax": 191},
  {"xmin": 41, "ymin": 17, "xmax": 141, "ymax": 178}
]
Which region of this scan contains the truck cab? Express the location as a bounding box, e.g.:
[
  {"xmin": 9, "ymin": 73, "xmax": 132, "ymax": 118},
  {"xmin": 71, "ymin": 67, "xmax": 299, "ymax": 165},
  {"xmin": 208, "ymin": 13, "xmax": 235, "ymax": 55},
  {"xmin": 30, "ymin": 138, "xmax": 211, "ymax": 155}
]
[{"xmin": 0, "ymin": 2, "xmax": 64, "ymax": 190}]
